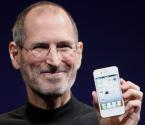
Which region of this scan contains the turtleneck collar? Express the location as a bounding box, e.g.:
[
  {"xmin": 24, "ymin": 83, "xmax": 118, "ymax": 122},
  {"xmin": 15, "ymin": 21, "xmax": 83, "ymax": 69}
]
[{"xmin": 24, "ymin": 96, "xmax": 77, "ymax": 124}]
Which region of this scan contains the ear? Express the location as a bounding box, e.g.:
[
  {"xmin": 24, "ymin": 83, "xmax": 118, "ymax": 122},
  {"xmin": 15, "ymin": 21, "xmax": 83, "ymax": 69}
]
[
  {"xmin": 9, "ymin": 41, "xmax": 21, "ymax": 70},
  {"xmin": 76, "ymin": 41, "xmax": 83, "ymax": 69}
]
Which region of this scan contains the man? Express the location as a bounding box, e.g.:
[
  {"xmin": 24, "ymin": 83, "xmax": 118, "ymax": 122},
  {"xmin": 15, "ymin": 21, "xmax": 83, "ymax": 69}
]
[{"xmin": 0, "ymin": 1, "xmax": 143, "ymax": 125}]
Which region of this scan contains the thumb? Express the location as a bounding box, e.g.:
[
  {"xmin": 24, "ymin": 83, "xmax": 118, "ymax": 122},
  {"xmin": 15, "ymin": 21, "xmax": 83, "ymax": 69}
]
[{"xmin": 92, "ymin": 91, "xmax": 99, "ymax": 112}]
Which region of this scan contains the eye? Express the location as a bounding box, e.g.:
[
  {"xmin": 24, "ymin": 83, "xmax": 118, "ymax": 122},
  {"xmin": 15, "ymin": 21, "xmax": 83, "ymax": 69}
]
[
  {"xmin": 60, "ymin": 44, "xmax": 71, "ymax": 48},
  {"xmin": 58, "ymin": 42, "xmax": 73, "ymax": 49},
  {"xmin": 34, "ymin": 44, "xmax": 48, "ymax": 49},
  {"xmin": 32, "ymin": 44, "xmax": 49, "ymax": 52}
]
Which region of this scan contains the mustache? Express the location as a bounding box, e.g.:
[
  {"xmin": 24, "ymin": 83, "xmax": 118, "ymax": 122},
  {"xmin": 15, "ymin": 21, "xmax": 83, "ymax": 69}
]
[{"xmin": 39, "ymin": 65, "xmax": 68, "ymax": 74}]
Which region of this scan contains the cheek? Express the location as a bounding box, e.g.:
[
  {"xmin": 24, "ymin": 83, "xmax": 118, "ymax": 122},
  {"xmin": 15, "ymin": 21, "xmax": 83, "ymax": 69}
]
[
  {"xmin": 62, "ymin": 53, "xmax": 80, "ymax": 69},
  {"xmin": 21, "ymin": 56, "xmax": 41, "ymax": 74},
  {"xmin": 23, "ymin": 54, "xmax": 42, "ymax": 67}
]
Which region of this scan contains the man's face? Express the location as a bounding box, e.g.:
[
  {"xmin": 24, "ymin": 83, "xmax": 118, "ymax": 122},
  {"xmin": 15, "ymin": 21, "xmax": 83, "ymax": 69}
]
[{"xmin": 17, "ymin": 9, "xmax": 83, "ymax": 96}]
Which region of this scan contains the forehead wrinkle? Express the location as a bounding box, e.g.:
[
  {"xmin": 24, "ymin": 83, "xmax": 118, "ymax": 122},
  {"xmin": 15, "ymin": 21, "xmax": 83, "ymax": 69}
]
[
  {"xmin": 24, "ymin": 5, "xmax": 71, "ymax": 28},
  {"xmin": 23, "ymin": 4, "xmax": 76, "ymax": 47},
  {"xmin": 23, "ymin": 5, "xmax": 75, "ymax": 43},
  {"xmin": 27, "ymin": 5, "xmax": 63, "ymax": 17}
]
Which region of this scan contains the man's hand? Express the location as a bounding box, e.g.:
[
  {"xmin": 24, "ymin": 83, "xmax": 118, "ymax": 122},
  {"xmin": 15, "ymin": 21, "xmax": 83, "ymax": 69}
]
[{"xmin": 92, "ymin": 78, "xmax": 143, "ymax": 125}]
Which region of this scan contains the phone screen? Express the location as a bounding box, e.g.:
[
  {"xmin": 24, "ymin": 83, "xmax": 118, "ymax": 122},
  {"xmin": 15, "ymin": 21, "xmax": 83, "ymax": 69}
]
[{"xmin": 95, "ymin": 74, "xmax": 123, "ymax": 110}]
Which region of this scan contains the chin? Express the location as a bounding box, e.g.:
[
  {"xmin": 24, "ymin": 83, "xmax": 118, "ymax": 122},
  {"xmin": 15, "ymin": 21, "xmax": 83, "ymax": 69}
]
[
  {"xmin": 32, "ymin": 87, "xmax": 69, "ymax": 99},
  {"xmin": 32, "ymin": 82, "xmax": 72, "ymax": 97}
]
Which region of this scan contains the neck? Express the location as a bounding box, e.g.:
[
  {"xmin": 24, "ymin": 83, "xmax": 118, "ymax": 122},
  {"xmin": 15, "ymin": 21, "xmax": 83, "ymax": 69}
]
[{"xmin": 26, "ymin": 87, "xmax": 71, "ymax": 110}]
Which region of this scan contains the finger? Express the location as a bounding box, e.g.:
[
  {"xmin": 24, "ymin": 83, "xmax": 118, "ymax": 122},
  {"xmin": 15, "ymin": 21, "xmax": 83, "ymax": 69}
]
[
  {"xmin": 118, "ymin": 108, "xmax": 134, "ymax": 122},
  {"xmin": 123, "ymin": 89, "xmax": 143, "ymax": 100},
  {"xmin": 120, "ymin": 78, "xmax": 126, "ymax": 85},
  {"xmin": 120, "ymin": 79, "xmax": 140, "ymax": 91},
  {"xmin": 120, "ymin": 112, "xmax": 139, "ymax": 125},
  {"xmin": 125, "ymin": 100, "xmax": 142, "ymax": 113}
]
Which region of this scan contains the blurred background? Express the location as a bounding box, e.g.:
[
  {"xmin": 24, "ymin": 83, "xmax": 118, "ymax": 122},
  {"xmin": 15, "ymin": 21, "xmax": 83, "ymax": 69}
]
[{"xmin": 0, "ymin": 0, "xmax": 144, "ymax": 125}]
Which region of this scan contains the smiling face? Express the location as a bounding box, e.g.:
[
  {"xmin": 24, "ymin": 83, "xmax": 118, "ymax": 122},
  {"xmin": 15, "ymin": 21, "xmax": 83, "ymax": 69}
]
[{"xmin": 10, "ymin": 5, "xmax": 83, "ymax": 97}]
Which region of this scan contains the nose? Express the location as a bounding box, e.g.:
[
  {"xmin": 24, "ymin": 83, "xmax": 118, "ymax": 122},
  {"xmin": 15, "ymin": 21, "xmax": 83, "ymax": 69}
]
[{"xmin": 45, "ymin": 46, "xmax": 61, "ymax": 67}]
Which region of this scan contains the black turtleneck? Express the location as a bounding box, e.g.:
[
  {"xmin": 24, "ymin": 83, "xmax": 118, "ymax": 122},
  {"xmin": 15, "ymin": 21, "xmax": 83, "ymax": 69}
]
[{"xmin": 0, "ymin": 96, "xmax": 99, "ymax": 125}]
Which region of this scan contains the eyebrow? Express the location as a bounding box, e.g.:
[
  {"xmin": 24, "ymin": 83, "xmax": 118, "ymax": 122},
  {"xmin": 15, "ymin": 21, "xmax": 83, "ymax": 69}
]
[
  {"xmin": 58, "ymin": 40, "xmax": 75, "ymax": 45},
  {"xmin": 31, "ymin": 40, "xmax": 76, "ymax": 47},
  {"xmin": 31, "ymin": 42, "xmax": 49, "ymax": 48}
]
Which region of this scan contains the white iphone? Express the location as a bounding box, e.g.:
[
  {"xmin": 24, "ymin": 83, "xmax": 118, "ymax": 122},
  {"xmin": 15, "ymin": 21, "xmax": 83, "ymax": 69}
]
[{"xmin": 93, "ymin": 66, "xmax": 125, "ymax": 118}]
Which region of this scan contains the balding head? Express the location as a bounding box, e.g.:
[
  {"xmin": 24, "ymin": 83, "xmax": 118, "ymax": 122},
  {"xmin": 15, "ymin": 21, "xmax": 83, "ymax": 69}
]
[{"xmin": 13, "ymin": 1, "xmax": 78, "ymax": 48}]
